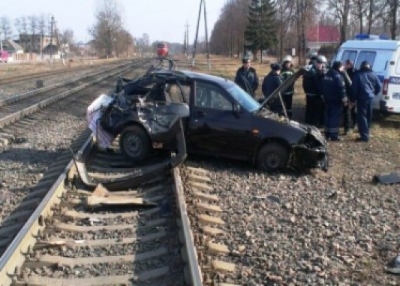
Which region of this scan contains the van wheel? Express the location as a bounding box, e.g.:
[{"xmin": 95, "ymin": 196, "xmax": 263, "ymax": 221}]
[
  {"xmin": 119, "ymin": 126, "xmax": 151, "ymax": 162},
  {"xmin": 256, "ymin": 143, "xmax": 289, "ymax": 171}
]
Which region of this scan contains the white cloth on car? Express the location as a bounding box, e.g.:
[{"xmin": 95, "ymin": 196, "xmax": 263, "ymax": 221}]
[{"xmin": 87, "ymin": 94, "xmax": 115, "ymax": 149}]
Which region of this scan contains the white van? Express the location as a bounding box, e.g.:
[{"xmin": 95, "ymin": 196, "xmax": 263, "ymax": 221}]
[{"xmin": 333, "ymin": 34, "xmax": 400, "ymax": 114}]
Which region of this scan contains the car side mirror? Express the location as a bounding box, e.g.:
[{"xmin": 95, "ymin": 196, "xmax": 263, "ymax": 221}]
[{"xmin": 232, "ymin": 102, "xmax": 241, "ymax": 114}]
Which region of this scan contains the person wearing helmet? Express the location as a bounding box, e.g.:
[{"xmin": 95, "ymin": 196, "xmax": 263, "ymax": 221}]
[
  {"xmin": 322, "ymin": 61, "xmax": 348, "ymax": 141},
  {"xmin": 234, "ymin": 58, "xmax": 259, "ymax": 98},
  {"xmin": 302, "ymin": 55, "xmax": 326, "ymax": 127},
  {"xmin": 262, "ymin": 63, "xmax": 283, "ymax": 115},
  {"xmin": 281, "ymin": 55, "xmax": 295, "ymax": 119}
]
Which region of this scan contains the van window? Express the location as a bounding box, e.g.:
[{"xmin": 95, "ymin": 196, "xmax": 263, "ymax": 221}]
[
  {"xmin": 355, "ymin": 51, "xmax": 376, "ymax": 70},
  {"xmin": 340, "ymin": 50, "xmax": 357, "ymax": 63},
  {"xmin": 372, "ymin": 50, "xmax": 393, "ymax": 73}
]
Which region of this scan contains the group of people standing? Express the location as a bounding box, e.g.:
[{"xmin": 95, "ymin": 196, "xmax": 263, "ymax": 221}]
[{"xmin": 234, "ymin": 55, "xmax": 382, "ymax": 143}]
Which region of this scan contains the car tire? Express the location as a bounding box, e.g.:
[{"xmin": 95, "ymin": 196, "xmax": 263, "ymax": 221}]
[
  {"xmin": 119, "ymin": 125, "xmax": 151, "ymax": 162},
  {"xmin": 256, "ymin": 143, "xmax": 289, "ymax": 171}
]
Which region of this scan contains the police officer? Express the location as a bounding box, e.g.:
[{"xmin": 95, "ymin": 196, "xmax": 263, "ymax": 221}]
[
  {"xmin": 343, "ymin": 59, "xmax": 357, "ymax": 133},
  {"xmin": 281, "ymin": 55, "xmax": 295, "ymax": 119},
  {"xmin": 303, "ymin": 55, "xmax": 326, "ymax": 126},
  {"xmin": 262, "ymin": 63, "xmax": 283, "ymax": 115},
  {"xmin": 350, "ymin": 61, "xmax": 382, "ymax": 142},
  {"xmin": 234, "ymin": 58, "xmax": 259, "ymax": 97},
  {"xmin": 322, "ymin": 61, "xmax": 348, "ymax": 141}
]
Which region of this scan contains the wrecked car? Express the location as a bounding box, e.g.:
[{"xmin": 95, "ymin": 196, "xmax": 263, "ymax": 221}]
[{"xmin": 88, "ymin": 60, "xmax": 329, "ymax": 172}]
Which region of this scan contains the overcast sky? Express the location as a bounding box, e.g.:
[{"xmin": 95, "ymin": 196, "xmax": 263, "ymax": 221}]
[{"xmin": 5, "ymin": 0, "xmax": 226, "ymax": 44}]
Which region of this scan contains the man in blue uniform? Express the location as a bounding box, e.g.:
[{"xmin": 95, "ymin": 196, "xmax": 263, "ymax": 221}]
[
  {"xmin": 234, "ymin": 58, "xmax": 259, "ymax": 98},
  {"xmin": 350, "ymin": 61, "xmax": 382, "ymax": 142},
  {"xmin": 322, "ymin": 61, "xmax": 348, "ymax": 141},
  {"xmin": 262, "ymin": 63, "xmax": 283, "ymax": 115},
  {"xmin": 343, "ymin": 59, "xmax": 357, "ymax": 134},
  {"xmin": 303, "ymin": 56, "xmax": 326, "ymax": 127}
]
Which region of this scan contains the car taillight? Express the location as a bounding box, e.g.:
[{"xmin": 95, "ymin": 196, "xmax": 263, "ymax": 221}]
[{"xmin": 382, "ymin": 79, "xmax": 389, "ymax": 95}]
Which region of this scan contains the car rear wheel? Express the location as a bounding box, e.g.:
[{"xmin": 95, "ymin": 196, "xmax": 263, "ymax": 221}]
[
  {"xmin": 257, "ymin": 143, "xmax": 289, "ymax": 171},
  {"xmin": 119, "ymin": 126, "xmax": 151, "ymax": 162}
]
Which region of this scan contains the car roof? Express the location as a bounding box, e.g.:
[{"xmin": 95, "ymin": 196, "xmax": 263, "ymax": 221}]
[
  {"xmin": 340, "ymin": 39, "xmax": 400, "ymax": 50},
  {"xmin": 153, "ymin": 69, "xmax": 234, "ymax": 88}
]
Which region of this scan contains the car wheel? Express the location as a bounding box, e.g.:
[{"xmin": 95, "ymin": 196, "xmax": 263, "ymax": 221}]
[
  {"xmin": 119, "ymin": 125, "xmax": 151, "ymax": 162},
  {"xmin": 257, "ymin": 143, "xmax": 289, "ymax": 171}
]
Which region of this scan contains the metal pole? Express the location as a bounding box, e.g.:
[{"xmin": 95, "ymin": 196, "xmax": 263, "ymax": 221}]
[
  {"xmin": 50, "ymin": 16, "xmax": 54, "ymax": 63},
  {"xmin": 203, "ymin": 0, "xmax": 211, "ymax": 71},
  {"xmin": 0, "ymin": 31, "xmax": 3, "ymax": 51},
  {"xmin": 192, "ymin": 0, "xmax": 203, "ymax": 67}
]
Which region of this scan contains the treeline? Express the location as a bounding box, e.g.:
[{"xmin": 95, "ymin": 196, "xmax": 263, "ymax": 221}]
[{"xmin": 209, "ymin": 0, "xmax": 400, "ymax": 64}]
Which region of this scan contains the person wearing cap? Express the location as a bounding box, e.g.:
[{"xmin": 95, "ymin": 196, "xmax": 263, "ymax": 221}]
[
  {"xmin": 350, "ymin": 61, "xmax": 382, "ymax": 142},
  {"xmin": 342, "ymin": 59, "xmax": 357, "ymax": 133},
  {"xmin": 262, "ymin": 63, "xmax": 283, "ymax": 115},
  {"xmin": 281, "ymin": 55, "xmax": 295, "ymax": 119},
  {"xmin": 322, "ymin": 61, "xmax": 348, "ymax": 141},
  {"xmin": 302, "ymin": 55, "xmax": 326, "ymax": 127},
  {"xmin": 234, "ymin": 58, "xmax": 259, "ymax": 97}
]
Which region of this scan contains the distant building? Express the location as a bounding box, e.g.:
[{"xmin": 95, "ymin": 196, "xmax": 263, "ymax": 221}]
[
  {"xmin": 1, "ymin": 39, "xmax": 23, "ymax": 54},
  {"xmin": 306, "ymin": 25, "xmax": 340, "ymax": 53},
  {"xmin": 17, "ymin": 34, "xmax": 57, "ymax": 54}
]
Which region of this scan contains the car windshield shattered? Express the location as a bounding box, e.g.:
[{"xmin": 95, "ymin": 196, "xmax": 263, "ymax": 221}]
[{"xmin": 227, "ymin": 83, "xmax": 261, "ymax": 112}]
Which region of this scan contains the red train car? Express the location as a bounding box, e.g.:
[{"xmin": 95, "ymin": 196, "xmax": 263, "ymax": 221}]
[{"xmin": 156, "ymin": 42, "xmax": 168, "ymax": 58}]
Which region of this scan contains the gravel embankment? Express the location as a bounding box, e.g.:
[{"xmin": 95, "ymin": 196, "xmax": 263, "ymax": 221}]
[{"xmin": 187, "ymin": 135, "xmax": 400, "ymax": 285}]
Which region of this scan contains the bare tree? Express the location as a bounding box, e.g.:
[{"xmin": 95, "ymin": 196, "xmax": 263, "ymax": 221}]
[
  {"xmin": 294, "ymin": 0, "xmax": 318, "ymax": 65},
  {"xmin": 90, "ymin": 0, "xmax": 126, "ymax": 58},
  {"xmin": 325, "ymin": 0, "xmax": 350, "ymax": 44},
  {"xmin": 27, "ymin": 15, "xmax": 39, "ymax": 52},
  {"xmin": 209, "ymin": 0, "xmax": 248, "ymax": 57},
  {"xmin": 0, "ymin": 17, "xmax": 12, "ymax": 39},
  {"xmin": 386, "ymin": 0, "xmax": 400, "ymax": 39},
  {"xmin": 15, "ymin": 17, "xmax": 28, "ymax": 52},
  {"xmin": 276, "ymin": 0, "xmax": 295, "ymax": 61}
]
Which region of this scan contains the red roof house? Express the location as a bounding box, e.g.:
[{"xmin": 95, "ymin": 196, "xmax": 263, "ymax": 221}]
[{"xmin": 306, "ymin": 25, "xmax": 340, "ymax": 51}]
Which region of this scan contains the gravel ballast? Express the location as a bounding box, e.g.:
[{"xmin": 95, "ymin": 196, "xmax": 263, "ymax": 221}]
[{"xmin": 187, "ymin": 136, "xmax": 400, "ymax": 285}]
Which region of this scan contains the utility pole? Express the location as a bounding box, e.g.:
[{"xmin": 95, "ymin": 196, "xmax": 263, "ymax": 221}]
[
  {"xmin": 184, "ymin": 22, "xmax": 189, "ymax": 58},
  {"xmin": 49, "ymin": 16, "xmax": 54, "ymax": 63},
  {"xmin": 203, "ymin": 0, "xmax": 211, "ymax": 71},
  {"xmin": 192, "ymin": 0, "xmax": 202, "ymax": 67}
]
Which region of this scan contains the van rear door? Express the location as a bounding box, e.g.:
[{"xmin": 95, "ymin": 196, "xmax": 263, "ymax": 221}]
[{"xmin": 383, "ymin": 48, "xmax": 400, "ymax": 113}]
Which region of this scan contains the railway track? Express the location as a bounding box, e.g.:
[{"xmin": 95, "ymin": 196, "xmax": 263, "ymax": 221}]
[
  {"xmin": 0, "ymin": 135, "xmax": 200, "ymax": 285},
  {"xmin": 0, "ymin": 132, "xmax": 243, "ymax": 285},
  {"xmin": 0, "ymin": 57, "xmax": 243, "ymax": 285},
  {"xmin": 0, "ymin": 59, "xmax": 148, "ymax": 143},
  {"xmin": 0, "ymin": 59, "xmax": 126, "ymax": 86}
]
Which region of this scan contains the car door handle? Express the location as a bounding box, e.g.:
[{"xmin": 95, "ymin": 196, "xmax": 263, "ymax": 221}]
[{"xmin": 195, "ymin": 110, "xmax": 206, "ymax": 118}]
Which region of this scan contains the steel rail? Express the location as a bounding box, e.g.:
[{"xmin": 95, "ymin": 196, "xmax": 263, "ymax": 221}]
[
  {"xmin": 0, "ymin": 60, "xmax": 145, "ymax": 129},
  {"xmin": 0, "ymin": 62, "xmax": 125, "ymax": 107}
]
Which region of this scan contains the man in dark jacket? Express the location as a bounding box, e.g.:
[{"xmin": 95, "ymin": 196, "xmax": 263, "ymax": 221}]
[
  {"xmin": 343, "ymin": 59, "xmax": 356, "ymax": 134},
  {"xmin": 303, "ymin": 56, "xmax": 325, "ymax": 126},
  {"xmin": 281, "ymin": 56, "xmax": 295, "ymax": 119},
  {"xmin": 234, "ymin": 58, "xmax": 259, "ymax": 97},
  {"xmin": 322, "ymin": 61, "xmax": 348, "ymax": 141},
  {"xmin": 262, "ymin": 63, "xmax": 283, "ymax": 115},
  {"xmin": 350, "ymin": 61, "xmax": 382, "ymax": 142}
]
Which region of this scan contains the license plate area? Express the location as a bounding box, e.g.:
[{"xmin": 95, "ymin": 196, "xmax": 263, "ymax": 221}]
[{"xmin": 393, "ymin": 93, "xmax": 400, "ymax": 100}]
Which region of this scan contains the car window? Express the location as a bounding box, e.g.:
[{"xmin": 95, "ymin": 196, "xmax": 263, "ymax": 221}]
[
  {"xmin": 340, "ymin": 50, "xmax": 357, "ymax": 63},
  {"xmin": 167, "ymin": 84, "xmax": 185, "ymax": 103},
  {"xmin": 355, "ymin": 51, "xmax": 376, "ymax": 70},
  {"xmin": 195, "ymin": 82, "xmax": 231, "ymax": 110}
]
